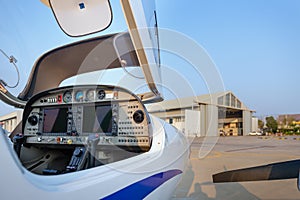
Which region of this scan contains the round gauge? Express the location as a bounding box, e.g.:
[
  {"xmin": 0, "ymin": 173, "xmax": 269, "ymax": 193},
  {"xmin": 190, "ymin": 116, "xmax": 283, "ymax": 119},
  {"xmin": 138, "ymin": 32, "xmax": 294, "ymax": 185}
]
[
  {"xmin": 75, "ymin": 90, "xmax": 84, "ymax": 102},
  {"xmin": 98, "ymin": 89, "xmax": 106, "ymax": 100},
  {"xmin": 63, "ymin": 91, "xmax": 72, "ymax": 103},
  {"xmin": 86, "ymin": 89, "xmax": 95, "ymax": 101}
]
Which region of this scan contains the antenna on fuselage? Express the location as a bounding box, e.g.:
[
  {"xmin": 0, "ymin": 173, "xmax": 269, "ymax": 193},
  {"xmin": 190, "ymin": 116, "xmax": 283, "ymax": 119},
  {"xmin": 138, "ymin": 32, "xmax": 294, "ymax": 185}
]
[{"xmin": 0, "ymin": 49, "xmax": 25, "ymax": 108}]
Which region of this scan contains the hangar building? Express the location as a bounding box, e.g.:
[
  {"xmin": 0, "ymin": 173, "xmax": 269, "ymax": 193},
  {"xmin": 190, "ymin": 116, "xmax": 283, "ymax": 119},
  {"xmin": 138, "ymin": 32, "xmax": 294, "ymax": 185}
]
[{"xmin": 147, "ymin": 91, "xmax": 254, "ymax": 137}]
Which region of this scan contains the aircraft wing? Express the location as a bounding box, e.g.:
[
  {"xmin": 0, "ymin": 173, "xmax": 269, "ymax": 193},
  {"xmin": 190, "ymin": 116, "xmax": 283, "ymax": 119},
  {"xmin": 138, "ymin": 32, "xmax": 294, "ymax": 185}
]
[{"xmin": 213, "ymin": 159, "xmax": 300, "ymax": 190}]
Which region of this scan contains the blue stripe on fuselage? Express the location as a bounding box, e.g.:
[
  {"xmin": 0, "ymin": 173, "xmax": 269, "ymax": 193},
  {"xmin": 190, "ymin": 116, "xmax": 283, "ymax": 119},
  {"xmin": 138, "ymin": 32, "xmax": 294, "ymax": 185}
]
[{"xmin": 101, "ymin": 169, "xmax": 182, "ymax": 200}]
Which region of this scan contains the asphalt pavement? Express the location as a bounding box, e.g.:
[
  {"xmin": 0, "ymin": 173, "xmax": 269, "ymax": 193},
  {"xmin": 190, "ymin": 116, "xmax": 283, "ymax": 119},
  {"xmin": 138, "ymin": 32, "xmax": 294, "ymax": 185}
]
[{"xmin": 173, "ymin": 136, "xmax": 300, "ymax": 200}]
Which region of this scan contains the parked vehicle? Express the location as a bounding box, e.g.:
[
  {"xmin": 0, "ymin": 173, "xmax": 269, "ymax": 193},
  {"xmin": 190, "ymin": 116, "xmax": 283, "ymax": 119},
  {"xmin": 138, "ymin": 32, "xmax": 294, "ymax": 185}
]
[{"xmin": 248, "ymin": 131, "xmax": 262, "ymax": 136}]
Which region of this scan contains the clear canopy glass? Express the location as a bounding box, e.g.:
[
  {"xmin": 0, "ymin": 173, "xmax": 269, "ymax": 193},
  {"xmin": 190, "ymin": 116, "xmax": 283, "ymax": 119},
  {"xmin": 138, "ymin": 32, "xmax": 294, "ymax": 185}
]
[{"xmin": 0, "ymin": 0, "xmax": 163, "ymax": 106}]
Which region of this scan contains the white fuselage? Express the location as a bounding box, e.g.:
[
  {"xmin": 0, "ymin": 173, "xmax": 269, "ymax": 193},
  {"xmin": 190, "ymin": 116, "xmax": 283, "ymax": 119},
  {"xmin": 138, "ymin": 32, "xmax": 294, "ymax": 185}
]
[{"xmin": 0, "ymin": 115, "xmax": 189, "ymax": 200}]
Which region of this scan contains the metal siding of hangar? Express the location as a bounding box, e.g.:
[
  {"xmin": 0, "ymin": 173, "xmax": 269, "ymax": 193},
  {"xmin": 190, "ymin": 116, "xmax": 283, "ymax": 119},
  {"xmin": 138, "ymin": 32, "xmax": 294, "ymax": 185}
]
[
  {"xmin": 0, "ymin": 110, "xmax": 23, "ymax": 133},
  {"xmin": 200, "ymin": 104, "xmax": 206, "ymax": 137},
  {"xmin": 185, "ymin": 110, "xmax": 201, "ymax": 137},
  {"xmin": 243, "ymin": 110, "xmax": 252, "ymax": 135},
  {"xmin": 208, "ymin": 105, "xmax": 219, "ymax": 136},
  {"xmin": 147, "ymin": 91, "xmax": 253, "ymax": 137},
  {"xmin": 199, "ymin": 104, "xmax": 218, "ymax": 137},
  {"xmin": 183, "ymin": 104, "xmax": 218, "ymax": 137}
]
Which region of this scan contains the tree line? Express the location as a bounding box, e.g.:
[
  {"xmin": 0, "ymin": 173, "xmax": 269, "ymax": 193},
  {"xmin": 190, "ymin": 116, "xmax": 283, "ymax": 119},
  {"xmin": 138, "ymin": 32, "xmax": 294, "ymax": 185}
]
[{"xmin": 258, "ymin": 116, "xmax": 300, "ymax": 135}]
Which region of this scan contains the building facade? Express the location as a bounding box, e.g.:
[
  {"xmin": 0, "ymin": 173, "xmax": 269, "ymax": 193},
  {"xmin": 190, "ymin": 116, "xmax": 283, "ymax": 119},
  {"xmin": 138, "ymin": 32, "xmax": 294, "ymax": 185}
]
[
  {"xmin": 277, "ymin": 114, "xmax": 300, "ymax": 134},
  {"xmin": 278, "ymin": 114, "xmax": 300, "ymax": 128},
  {"xmin": 0, "ymin": 110, "xmax": 23, "ymax": 133},
  {"xmin": 147, "ymin": 91, "xmax": 254, "ymax": 137}
]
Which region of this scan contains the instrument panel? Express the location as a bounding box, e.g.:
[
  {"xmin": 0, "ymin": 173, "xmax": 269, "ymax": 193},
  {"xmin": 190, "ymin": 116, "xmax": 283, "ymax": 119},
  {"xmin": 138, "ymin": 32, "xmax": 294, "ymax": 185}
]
[{"xmin": 23, "ymin": 85, "xmax": 152, "ymax": 150}]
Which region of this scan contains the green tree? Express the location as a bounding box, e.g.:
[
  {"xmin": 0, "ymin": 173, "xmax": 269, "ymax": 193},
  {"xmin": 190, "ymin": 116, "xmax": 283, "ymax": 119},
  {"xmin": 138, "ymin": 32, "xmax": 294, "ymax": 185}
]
[
  {"xmin": 258, "ymin": 119, "xmax": 264, "ymax": 129},
  {"xmin": 266, "ymin": 116, "xmax": 278, "ymax": 134}
]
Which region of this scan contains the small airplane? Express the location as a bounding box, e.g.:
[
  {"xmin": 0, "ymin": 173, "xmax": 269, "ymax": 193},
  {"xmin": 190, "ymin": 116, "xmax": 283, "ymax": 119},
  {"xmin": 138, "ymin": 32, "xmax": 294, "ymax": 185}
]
[
  {"xmin": 2, "ymin": 1, "xmax": 297, "ymax": 199},
  {"xmin": 0, "ymin": 1, "xmax": 189, "ymax": 199}
]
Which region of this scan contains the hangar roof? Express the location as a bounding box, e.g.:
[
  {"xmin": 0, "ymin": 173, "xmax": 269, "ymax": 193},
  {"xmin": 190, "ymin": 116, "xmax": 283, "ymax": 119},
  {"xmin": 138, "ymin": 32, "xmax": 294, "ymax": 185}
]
[{"xmin": 147, "ymin": 91, "xmax": 254, "ymax": 113}]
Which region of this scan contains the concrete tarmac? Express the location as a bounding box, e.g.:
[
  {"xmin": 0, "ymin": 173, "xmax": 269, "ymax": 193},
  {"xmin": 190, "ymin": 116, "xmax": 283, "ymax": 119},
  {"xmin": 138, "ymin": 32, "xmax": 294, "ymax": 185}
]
[{"xmin": 173, "ymin": 136, "xmax": 300, "ymax": 200}]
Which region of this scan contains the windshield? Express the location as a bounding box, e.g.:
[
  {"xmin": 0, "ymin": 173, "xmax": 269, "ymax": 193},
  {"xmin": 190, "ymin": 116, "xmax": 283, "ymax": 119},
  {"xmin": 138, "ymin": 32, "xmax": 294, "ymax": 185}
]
[{"xmin": 0, "ymin": 1, "xmax": 163, "ymax": 110}]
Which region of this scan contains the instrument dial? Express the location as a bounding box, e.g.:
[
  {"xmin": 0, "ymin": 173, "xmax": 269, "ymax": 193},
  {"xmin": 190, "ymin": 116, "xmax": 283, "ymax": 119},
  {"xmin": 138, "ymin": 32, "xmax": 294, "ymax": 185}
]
[
  {"xmin": 75, "ymin": 90, "xmax": 84, "ymax": 102},
  {"xmin": 63, "ymin": 91, "xmax": 72, "ymax": 103},
  {"xmin": 86, "ymin": 90, "xmax": 95, "ymax": 101},
  {"xmin": 98, "ymin": 89, "xmax": 106, "ymax": 100}
]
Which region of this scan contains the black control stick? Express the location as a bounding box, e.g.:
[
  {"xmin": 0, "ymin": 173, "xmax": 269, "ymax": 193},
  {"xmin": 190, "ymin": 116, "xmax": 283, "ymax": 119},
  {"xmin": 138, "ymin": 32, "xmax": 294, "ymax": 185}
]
[
  {"xmin": 87, "ymin": 134, "xmax": 100, "ymax": 168},
  {"xmin": 13, "ymin": 133, "xmax": 25, "ymax": 157},
  {"xmin": 66, "ymin": 147, "xmax": 86, "ymax": 172}
]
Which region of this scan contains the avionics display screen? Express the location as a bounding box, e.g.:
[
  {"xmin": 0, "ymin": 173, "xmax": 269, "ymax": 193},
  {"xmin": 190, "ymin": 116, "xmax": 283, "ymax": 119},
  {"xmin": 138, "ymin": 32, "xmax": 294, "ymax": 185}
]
[
  {"xmin": 83, "ymin": 105, "xmax": 112, "ymax": 133},
  {"xmin": 43, "ymin": 108, "xmax": 68, "ymax": 133}
]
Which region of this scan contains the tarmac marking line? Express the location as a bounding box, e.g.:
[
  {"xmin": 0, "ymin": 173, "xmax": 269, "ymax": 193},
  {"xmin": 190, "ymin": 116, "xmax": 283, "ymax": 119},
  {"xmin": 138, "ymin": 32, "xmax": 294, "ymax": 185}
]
[
  {"xmin": 225, "ymin": 146, "xmax": 275, "ymax": 152},
  {"xmin": 189, "ymin": 151, "xmax": 298, "ymax": 160}
]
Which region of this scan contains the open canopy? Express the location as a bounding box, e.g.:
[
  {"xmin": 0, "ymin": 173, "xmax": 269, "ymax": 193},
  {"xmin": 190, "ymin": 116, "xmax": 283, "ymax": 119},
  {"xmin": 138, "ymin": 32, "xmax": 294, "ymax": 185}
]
[
  {"xmin": 41, "ymin": 0, "xmax": 113, "ymax": 37},
  {"xmin": 18, "ymin": 33, "xmax": 139, "ymax": 100},
  {"xmin": 0, "ymin": 0, "xmax": 163, "ymax": 108}
]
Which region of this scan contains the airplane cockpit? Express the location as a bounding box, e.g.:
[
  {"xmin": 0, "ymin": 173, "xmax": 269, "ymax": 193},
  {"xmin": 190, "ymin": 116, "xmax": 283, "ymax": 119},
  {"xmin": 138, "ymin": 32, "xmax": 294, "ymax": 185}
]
[
  {"xmin": 0, "ymin": 1, "xmax": 191, "ymax": 199},
  {"xmin": 19, "ymin": 84, "xmax": 151, "ymax": 175},
  {"xmin": 1, "ymin": 0, "xmax": 163, "ymax": 175}
]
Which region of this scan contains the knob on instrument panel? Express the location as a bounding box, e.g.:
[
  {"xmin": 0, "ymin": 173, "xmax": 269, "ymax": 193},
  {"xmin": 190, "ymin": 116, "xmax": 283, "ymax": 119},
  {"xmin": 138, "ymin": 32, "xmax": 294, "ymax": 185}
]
[
  {"xmin": 133, "ymin": 110, "xmax": 144, "ymax": 124},
  {"xmin": 28, "ymin": 115, "xmax": 38, "ymax": 126}
]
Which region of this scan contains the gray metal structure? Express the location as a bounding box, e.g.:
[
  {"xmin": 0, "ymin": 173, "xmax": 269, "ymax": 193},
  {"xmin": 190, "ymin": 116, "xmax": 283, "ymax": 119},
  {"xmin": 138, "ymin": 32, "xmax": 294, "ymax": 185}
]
[{"xmin": 147, "ymin": 91, "xmax": 254, "ymax": 137}]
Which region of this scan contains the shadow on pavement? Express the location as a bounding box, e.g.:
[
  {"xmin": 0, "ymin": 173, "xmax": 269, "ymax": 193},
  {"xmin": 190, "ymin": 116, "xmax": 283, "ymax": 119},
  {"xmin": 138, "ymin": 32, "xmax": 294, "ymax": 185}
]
[
  {"xmin": 188, "ymin": 182, "xmax": 259, "ymax": 200},
  {"xmin": 174, "ymin": 163, "xmax": 195, "ymax": 198},
  {"xmin": 173, "ymin": 162, "xmax": 259, "ymax": 200}
]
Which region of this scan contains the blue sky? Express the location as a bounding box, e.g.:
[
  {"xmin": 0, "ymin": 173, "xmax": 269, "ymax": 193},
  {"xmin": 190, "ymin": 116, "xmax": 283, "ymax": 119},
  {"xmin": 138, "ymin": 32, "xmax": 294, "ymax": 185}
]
[
  {"xmin": 0, "ymin": 0, "xmax": 300, "ymax": 118},
  {"xmin": 158, "ymin": 0, "xmax": 300, "ymax": 117}
]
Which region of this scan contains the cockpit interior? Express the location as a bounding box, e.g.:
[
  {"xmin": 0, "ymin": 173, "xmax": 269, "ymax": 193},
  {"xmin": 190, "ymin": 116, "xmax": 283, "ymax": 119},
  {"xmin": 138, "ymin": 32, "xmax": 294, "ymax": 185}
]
[{"xmin": 17, "ymin": 84, "xmax": 151, "ymax": 175}]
